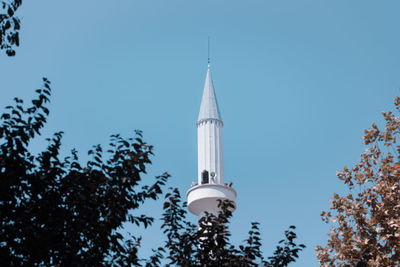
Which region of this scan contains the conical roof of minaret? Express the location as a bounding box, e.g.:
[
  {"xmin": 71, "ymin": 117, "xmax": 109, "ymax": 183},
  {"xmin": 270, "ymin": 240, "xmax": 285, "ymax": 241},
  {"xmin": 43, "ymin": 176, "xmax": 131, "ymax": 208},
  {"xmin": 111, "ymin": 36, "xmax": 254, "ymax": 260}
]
[{"xmin": 198, "ymin": 64, "xmax": 222, "ymax": 122}]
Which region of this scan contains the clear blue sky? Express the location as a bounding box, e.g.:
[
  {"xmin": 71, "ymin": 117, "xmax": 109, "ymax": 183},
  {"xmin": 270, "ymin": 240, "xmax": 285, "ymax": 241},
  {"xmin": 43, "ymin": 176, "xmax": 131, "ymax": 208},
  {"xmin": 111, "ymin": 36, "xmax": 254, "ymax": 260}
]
[{"xmin": 1, "ymin": 0, "xmax": 400, "ymax": 265}]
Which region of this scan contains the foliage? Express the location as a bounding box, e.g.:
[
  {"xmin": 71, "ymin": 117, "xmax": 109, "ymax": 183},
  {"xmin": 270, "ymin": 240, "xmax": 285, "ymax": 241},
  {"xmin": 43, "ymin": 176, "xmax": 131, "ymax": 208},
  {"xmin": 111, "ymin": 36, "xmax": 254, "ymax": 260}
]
[
  {"xmin": 0, "ymin": 0, "xmax": 21, "ymax": 56},
  {"xmin": 265, "ymin": 225, "xmax": 306, "ymax": 267},
  {"xmin": 316, "ymin": 97, "xmax": 400, "ymax": 266},
  {"xmin": 156, "ymin": 188, "xmax": 306, "ymax": 267},
  {"xmin": 158, "ymin": 187, "xmax": 197, "ymax": 267},
  {"xmin": 0, "ymin": 79, "xmax": 169, "ymax": 266}
]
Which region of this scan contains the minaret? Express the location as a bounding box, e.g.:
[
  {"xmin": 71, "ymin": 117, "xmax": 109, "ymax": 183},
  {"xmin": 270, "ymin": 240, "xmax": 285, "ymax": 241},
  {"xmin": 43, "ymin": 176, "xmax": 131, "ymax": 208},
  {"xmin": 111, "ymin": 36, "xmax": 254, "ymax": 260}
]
[{"xmin": 187, "ymin": 64, "xmax": 237, "ymax": 218}]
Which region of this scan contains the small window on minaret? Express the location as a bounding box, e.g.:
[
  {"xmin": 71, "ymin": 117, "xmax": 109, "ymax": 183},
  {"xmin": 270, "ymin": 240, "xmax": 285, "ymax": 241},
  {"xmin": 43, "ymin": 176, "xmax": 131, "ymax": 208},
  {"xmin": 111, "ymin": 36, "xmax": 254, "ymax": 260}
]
[{"xmin": 201, "ymin": 170, "xmax": 209, "ymax": 184}]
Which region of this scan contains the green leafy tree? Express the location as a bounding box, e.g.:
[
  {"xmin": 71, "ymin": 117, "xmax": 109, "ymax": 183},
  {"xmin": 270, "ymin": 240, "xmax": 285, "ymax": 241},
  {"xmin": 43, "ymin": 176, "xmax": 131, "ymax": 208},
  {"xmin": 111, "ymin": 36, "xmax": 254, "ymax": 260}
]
[
  {"xmin": 0, "ymin": 79, "xmax": 169, "ymax": 266},
  {"xmin": 317, "ymin": 97, "xmax": 400, "ymax": 266},
  {"xmin": 0, "ymin": 0, "xmax": 21, "ymax": 56},
  {"xmin": 155, "ymin": 188, "xmax": 305, "ymax": 267}
]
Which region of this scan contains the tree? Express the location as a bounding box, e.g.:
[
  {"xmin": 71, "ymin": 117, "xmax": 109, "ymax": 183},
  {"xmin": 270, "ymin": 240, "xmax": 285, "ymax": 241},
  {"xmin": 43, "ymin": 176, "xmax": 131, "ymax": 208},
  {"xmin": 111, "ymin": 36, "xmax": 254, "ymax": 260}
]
[
  {"xmin": 0, "ymin": 0, "xmax": 22, "ymax": 56},
  {"xmin": 155, "ymin": 188, "xmax": 305, "ymax": 267},
  {"xmin": 0, "ymin": 78, "xmax": 169, "ymax": 266},
  {"xmin": 316, "ymin": 97, "xmax": 400, "ymax": 266}
]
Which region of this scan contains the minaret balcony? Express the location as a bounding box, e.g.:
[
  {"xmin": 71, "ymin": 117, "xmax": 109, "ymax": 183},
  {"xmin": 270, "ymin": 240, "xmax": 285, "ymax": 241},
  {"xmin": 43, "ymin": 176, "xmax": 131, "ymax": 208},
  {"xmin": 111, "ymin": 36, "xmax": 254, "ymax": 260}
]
[{"xmin": 186, "ymin": 183, "xmax": 237, "ymax": 217}]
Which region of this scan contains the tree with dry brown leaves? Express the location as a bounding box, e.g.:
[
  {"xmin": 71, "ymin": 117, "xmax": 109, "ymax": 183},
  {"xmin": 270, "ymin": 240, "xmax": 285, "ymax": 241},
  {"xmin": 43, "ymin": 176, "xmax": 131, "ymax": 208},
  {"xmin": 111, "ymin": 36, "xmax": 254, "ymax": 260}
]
[{"xmin": 316, "ymin": 97, "xmax": 400, "ymax": 266}]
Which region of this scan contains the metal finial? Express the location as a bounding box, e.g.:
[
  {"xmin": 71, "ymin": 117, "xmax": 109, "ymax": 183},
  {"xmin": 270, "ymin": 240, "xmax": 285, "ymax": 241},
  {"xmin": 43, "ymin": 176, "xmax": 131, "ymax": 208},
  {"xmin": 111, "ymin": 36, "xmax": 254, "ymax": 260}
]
[{"xmin": 208, "ymin": 36, "xmax": 210, "ymax": 66}]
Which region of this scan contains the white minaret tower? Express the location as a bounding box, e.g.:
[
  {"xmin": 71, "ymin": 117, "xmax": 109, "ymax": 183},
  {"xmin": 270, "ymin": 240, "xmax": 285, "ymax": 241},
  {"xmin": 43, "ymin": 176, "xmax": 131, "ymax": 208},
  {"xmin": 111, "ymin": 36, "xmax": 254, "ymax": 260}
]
[{"xmin": 187, "ymin": 63, "xmax": 237, "ymax": 218}]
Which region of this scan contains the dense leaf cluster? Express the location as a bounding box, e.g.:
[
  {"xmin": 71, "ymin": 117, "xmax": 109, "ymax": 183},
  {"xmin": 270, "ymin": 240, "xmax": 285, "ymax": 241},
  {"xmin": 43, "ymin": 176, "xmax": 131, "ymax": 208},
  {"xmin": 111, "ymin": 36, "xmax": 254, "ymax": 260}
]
[
  {"xmin": 0, "ymin": 79, "xmax": 169, "ymax": 266},
  {"xmin": 317, "ymin": 97, "xmax": 400, "ymax": 266},
  {"xmin": 149, "ymin": 188, "xmax": 305, "ymax": 267},
  {"xmin": 0, "ymin": 0, "xmax": 21, "ymax": 56}
]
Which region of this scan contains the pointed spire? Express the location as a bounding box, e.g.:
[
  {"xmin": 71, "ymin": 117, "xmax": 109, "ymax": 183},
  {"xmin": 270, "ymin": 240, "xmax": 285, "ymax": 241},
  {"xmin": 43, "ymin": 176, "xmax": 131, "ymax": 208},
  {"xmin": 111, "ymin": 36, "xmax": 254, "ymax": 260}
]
[{"xmin": 198, "ymin": 65, "xmax": 222, "ymax": 122}]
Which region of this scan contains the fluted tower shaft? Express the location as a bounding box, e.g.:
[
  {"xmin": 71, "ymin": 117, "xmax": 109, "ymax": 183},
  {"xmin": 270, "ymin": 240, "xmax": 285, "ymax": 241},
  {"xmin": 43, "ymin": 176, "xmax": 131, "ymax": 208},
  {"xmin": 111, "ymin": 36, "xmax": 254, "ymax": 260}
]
[{"xmin": 197, "ymin": 66, "xmax": 224, "ymax": 185}]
